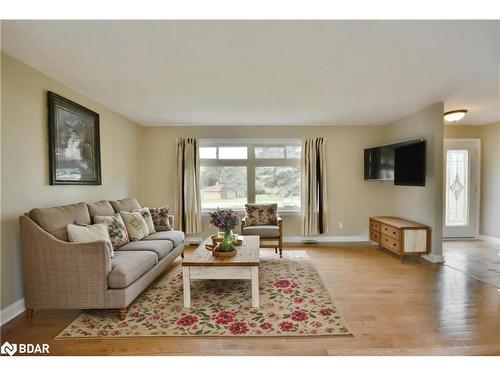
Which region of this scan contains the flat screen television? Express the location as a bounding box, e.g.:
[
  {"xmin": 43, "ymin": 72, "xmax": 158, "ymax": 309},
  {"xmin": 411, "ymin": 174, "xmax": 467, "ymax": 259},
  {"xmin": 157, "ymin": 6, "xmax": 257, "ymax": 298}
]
[
  {"xmin": 364, "ymin": 145, "xmax": 395, "ymax": 181},
  {"xmin": 394, "ymin": 140, "xmax": 426, "ymax": 186}
]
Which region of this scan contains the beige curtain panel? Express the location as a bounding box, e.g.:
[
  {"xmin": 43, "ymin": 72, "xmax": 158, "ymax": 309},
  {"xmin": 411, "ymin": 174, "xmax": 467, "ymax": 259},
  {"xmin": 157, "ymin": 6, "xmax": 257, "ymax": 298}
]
[
  {"xmin": 302, "ymin": 138, "xmax": 329, "ymax": 236},
  {"xmin": 175, "ymin": 138, "xmax": 202, "ymax": 234}
]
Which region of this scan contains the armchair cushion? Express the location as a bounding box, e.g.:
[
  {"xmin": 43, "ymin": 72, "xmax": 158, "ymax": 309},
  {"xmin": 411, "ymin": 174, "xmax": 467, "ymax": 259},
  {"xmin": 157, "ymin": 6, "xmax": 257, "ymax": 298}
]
[
  {"xmin": 242, "ymin": 225, "xmax": 280, "ymax": 238},
  {"xmin": 244, "ymin": 203, "xmax": 278, "ymax": 226}
]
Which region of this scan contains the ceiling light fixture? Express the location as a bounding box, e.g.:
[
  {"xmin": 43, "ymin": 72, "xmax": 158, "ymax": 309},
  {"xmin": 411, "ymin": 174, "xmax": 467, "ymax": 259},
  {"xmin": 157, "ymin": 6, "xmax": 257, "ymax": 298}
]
[{"xmin": 444, "ymin": 109, "xmax": 468, "ymax": 122}]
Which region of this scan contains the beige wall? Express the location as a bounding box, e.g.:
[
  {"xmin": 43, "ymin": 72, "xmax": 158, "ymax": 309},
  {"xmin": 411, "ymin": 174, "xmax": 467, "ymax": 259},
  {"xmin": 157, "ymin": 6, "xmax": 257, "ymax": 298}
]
[
  {"xmin": 444, "ymin": 125, "xmax": 482, "ymax": 138},
  {"xmin": 381, "ymin": 103, "xmax": 444, "ymax": 257},
  {"xmin": 1, "ymin": 53, "xmax": 141, "ymax": 309},
  {"xmin": 138, "ymin": 125, "xmax": 393, "ymax": 240},
  {"xmin": 443, "ymin": 122, "xmax": 500, "ymax": 238},
  {"xmin": 479, "ymin": 121, "xmax": 500, "ymax": 238}
]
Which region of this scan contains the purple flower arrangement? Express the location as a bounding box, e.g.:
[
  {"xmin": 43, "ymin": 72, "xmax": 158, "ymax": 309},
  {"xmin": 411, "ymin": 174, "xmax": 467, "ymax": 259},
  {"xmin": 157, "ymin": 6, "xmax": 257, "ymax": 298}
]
[{"xmin": 208, "ymin": 208, "xmax": 240, "ymax": 231}]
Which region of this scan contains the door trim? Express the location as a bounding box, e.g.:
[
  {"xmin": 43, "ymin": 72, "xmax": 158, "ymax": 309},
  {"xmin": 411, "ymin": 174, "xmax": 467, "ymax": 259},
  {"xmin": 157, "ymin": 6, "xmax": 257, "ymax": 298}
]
[{"xmin": 443, "ymin": 138, "xmax": 481, "ymax": 239}]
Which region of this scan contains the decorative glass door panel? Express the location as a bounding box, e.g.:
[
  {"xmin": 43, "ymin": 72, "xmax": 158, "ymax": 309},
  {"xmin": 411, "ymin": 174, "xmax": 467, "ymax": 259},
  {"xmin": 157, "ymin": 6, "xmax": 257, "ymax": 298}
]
[
  {"xmin": 443, "ymin": 139, "xmax": 479, "ymax": 238},
  {"xmin": 445, "ymin": 150, "xmax": 469, "ymax": 226}
]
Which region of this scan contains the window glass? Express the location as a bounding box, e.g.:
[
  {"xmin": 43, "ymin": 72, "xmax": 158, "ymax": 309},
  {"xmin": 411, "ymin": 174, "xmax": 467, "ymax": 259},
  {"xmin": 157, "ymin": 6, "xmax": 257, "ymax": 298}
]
[
  {"xmin": 286, "ymin": 146, "xmax": 301, "ymax": 159},
  {"xmin": 255, "ymin": 146, "xmax": 285, "ymax": 159},
  {"xmin": 200, "ymin": 166, "xmax": 247, "ymax": 209},
  {"xmin": 218, "ymin": 147, "xmax": 247, "ymax": 159},
  {"xmin": 199, "ymin": 147, "xmax": 217, "ymax": 159},
  {"xmin": 255, "ymin": 166, "xmax": 301, "ymax": 208}
]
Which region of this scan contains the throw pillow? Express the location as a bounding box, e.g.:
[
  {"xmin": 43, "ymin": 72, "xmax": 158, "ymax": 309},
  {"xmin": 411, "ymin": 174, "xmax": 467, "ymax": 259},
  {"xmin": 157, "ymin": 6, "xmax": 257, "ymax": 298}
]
[
  {"xmin": 93, "ymin": 213, "xmax": 130, "ymax": 249},
  {"xmin": 120, "ymin": 211, "xmax": 149, "ymax": 241},
  {"xmin": 149, "ymin": 206, "xmax": 172, "ymax": 231},
  {"xmin": 132, "ymin": 207, "xmax": 156, "ymax": 234},
  {"xmin": 67, "ymin": 223, "xmax": 114, "ymax": 258},
  {"xmin": 244, "ymin": 203, "xmax": 278, "ymax": 226}
]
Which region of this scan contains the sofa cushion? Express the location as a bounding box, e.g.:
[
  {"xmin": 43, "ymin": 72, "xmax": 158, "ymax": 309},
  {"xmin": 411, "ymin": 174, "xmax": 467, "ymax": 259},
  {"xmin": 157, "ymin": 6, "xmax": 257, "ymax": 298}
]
[
  {"xmin": 120, "ymin": 211, "xmax": 149, "ymax": 241},
  {"xmin": 88, "ymin": 200, "xmax": 114, "ymax": 218},
  {"xmin": 242, "ymin": 225, "xmax": 280, "ymax": 238},
  {"xmin": 244, "ymin": 203, "xmax": 278, "ymax": 226},
  {"xmin": 110, "ymin": 197, "xmax": 141, "ymax": 213},
  {"xmin": 67, "ymin": 223, "xmax": 114, "ymax": 258},
  {"xmin": 143, "ymin": 230, "xmax": 185, "ymax": 247},
  {"xmin": 94, "ymin": 213, "xmax": 130, "ymax": 249},
  {"xmin": 149, "ymin": 206, "xmax": 172, "ymax": 231},
  {"xmin": 117, "ymin": 240, "xmax": 173, "ymax": 260},
  {"xmin": 132, "ymin": 207, "xmax": 156, "ymax": 234},
  {"xmin": 29, "ymin": 202, "xmax": 90, "ymax": 241},
  {"xmin": 108, "ymin": 251, "xmax": 157, "ymax": 289}
]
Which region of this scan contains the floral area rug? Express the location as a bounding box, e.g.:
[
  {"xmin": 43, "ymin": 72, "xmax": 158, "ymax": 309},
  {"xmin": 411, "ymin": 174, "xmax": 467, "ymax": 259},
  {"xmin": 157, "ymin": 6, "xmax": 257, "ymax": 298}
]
[{"xmin": 56, "ymin": 251, "xmax": 351, "ymax": 338}]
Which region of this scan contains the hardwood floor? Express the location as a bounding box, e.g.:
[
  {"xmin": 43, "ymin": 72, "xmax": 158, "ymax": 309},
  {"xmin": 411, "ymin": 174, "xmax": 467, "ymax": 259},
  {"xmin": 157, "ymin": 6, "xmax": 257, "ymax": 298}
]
[
  {"xmin": 2, "ymin": 243, "xmax": 500, "ymax": 355},
  {"xmin": 443, "ymin": 239, "xmax": 500, "ymax": 288}
]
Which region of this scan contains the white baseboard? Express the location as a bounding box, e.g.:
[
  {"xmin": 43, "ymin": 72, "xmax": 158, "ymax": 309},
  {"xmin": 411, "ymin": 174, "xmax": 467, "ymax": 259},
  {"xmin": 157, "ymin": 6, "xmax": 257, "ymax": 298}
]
[
  {"xmin": 284, "ymin": 235, "xmax": 369, "ymax": 243},
  {"xmin": 423, "ymin": 254, "xmax": 445, "ymax": 263},
  {"xmin": 478, "ymin": 234, "xmax": 500, "ymax": 246},
  {"xmin": 0, "ymin": 298, "xmax": 25, "ymax": 326}
]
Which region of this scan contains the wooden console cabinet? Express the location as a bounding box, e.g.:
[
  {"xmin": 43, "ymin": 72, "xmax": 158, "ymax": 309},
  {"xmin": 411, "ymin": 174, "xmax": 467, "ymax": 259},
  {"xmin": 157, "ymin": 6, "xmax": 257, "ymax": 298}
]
[{"xmin": 369, "ymin": 216, "xmax": 430, "ymax": 262}]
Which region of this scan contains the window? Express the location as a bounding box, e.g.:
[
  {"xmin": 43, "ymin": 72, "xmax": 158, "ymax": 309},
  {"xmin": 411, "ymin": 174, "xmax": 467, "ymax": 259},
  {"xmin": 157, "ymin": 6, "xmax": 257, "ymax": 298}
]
[{"xmin": 199, "ymin": 140, "xmax": 301, "ymax": 211}]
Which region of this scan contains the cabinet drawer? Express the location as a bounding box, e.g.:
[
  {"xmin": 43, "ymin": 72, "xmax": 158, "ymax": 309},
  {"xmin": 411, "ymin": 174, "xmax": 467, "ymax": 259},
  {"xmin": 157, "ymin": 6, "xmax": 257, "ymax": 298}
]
[
  {"xmin": 370, "ymin": 230, "xmax": 380, "ymax": 243},
  {"xmin": 381, "ymin": 233, "xmax": 401, "ymax": 252},
  {"xmin": 370, "ymin": 220, "xmax": 380, "ymax": 232},
  {"xmin": 381, "ymin": 224, "xmax": 400, "ymax": 239}
]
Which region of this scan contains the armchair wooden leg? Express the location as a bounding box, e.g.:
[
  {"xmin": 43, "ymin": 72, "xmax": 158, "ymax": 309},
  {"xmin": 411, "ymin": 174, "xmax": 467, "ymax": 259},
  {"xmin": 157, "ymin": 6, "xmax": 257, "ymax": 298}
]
[
  {"xmin": 26, "ymin": 308, "xmax": 34, "ymax": 319},
  {"xmin": 275, "ymin": 248, "xmax": 277, "ymax": 254},
  {"xmin": 118, "ymin": 308, "xmax": 127, "ymax": 320},
  {"xmin": 279, "ymin": 248, "xmax": 283, "ymax": 258},
  {"xmin": 181, "ymin": 251, "xmax": 185, "ymax": 259}
]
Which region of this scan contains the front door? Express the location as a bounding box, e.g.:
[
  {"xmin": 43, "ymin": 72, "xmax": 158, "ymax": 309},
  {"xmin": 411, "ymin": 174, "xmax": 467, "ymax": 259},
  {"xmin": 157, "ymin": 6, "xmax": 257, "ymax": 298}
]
[{"xmin": 443, "ymin": 139, "xmax": 480, "ymax": 238}]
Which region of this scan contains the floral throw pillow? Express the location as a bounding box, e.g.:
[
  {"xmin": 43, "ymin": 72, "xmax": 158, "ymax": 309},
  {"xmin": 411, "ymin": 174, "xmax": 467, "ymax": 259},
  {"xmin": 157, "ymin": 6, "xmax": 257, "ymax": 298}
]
[
  {"xmin": 244, "ymin": 203, "xmax": 278, "ymax": 226},
  {"xmin": 132, "ymin": 207, "xmax": 156, "ymax": 235},
  {"xmin": 120, "ymin": 211, "xmax": 149, "ymax": 241},
  {"xmin": 149, "ymin": 206, "xmax": 172, "ymax": 231},
  {"xmin": 93, "ymin": 213, "xmax": 129, "ymax": 249}
]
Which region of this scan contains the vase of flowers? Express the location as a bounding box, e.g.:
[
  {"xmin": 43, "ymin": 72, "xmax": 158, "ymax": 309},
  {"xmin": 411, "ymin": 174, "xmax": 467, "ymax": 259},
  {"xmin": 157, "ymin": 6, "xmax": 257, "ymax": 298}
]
[{"xmin": 208, "ymin": 208, "xmax": 240, "ymax": 252}]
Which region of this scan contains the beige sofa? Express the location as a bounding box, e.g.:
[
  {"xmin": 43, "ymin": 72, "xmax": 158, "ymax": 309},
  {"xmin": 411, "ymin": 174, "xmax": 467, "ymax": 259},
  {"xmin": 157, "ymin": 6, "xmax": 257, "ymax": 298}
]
[{"xmin": 19, "ymin": 197, "xmax": 184, "ymax": 320}]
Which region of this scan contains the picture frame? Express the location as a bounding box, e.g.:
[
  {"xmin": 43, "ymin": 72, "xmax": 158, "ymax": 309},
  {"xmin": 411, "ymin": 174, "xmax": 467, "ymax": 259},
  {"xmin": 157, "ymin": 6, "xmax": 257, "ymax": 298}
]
[{"xmin": 48, "ymin": 91, "xmax": 102, "ymax": 185}]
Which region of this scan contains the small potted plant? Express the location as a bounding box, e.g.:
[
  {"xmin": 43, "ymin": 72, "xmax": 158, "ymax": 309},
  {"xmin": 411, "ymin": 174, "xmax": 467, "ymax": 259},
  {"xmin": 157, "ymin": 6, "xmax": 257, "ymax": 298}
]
[{"xmin": 208, "ymin": 208, "xmax": 241, "ymax": 255}]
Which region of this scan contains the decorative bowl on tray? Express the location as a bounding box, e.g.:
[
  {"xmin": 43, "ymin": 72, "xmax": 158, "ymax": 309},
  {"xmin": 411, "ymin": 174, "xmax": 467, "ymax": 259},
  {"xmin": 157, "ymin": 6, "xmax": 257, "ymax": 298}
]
[{"xmin": 205, "ymin": 242, "xmax": 238, "ymax": 257}]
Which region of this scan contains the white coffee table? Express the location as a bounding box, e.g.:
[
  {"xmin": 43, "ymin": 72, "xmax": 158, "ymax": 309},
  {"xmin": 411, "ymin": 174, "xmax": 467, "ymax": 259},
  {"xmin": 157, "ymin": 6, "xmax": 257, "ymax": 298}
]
[{"xmin": 181, "ymin": 235, "xmax": 260, "ymax": 308}]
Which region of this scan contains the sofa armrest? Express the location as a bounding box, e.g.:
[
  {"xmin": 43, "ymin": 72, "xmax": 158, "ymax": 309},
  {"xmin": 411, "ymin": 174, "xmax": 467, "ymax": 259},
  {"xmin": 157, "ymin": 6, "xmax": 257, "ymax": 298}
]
[
  {"xmin": 168, "ymin": 214, "xmax": 175, "ymax": 229},
  {"xmin": 20, "ymin": 215, "xmax": 111, "ymax": 309}
]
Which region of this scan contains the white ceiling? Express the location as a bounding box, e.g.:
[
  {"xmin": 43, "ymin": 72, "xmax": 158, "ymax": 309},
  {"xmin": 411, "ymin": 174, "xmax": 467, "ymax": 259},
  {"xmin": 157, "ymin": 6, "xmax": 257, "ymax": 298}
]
[{"xmin": 2, "ymin": 20, "xmax": 499, "ymax": 126}]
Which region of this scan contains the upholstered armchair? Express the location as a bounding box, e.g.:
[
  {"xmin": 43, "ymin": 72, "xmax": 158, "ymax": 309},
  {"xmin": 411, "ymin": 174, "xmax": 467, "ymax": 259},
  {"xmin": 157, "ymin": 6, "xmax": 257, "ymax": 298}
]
[{"xmin": 240, "ymin": 204, "xmax": 283, "ymax": 258}]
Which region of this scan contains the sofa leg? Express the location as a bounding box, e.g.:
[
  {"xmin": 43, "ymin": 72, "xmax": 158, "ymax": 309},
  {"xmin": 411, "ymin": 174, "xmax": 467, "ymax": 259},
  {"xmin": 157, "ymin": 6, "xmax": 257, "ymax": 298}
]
[
  {"xmin": 118, "ymin": 308, "xmax": 127, "ymax": 320},
  {"xmin": 274, "ymin": 248, "xmax": 277, "ymax": 254},
  {"xmin": 26, "ymin": 308, "xmax": 34, "ymax": 319}
]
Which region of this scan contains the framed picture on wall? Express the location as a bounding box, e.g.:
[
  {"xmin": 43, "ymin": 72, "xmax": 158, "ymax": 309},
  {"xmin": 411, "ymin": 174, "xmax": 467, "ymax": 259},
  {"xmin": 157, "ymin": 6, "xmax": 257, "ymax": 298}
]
[{"xmin": 48, "ymin": 91, "xmax": 102, "ymax": 185}]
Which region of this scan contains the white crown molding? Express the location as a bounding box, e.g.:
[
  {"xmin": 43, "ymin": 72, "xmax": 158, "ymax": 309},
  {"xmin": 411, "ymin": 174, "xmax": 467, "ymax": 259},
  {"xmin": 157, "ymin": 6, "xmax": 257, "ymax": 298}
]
[
  {"xmin": 478, "ymin": 234, "xmax": 500, "ymax": 246},
  {"xmin": 0, "ymin": 298, "xmax": 25, "ymax": 326}
]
